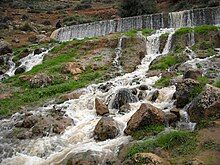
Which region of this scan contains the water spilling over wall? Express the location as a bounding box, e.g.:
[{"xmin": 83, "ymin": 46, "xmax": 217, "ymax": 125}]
[{"xmin": 51, "ymin": 7, "xmax": 220, "ymax": 41}]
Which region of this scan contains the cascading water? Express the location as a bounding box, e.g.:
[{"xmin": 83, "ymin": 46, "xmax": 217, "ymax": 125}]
[
  {"xmin": 1, "ymin": 28, "xmax": 181, "ymax": 165},
  {"xmin": 113, "ymin": 36, "xmax": 125, "ymax": 73},
  {"xmin": 0, "ymin": 49, "xmax": 50, "ymax": 81}
]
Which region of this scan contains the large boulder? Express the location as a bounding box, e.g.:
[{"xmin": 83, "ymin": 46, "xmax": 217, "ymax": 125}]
[
  {"xmin": 0, "ymin": 40, "xmax": 12, "ymax": 55},
  {"xmin": 187, "ymin": 85, "xmax": 220, "ymax": 122},
  {"xmin": 124, "ymin": 103, "xmax": 165, "ymax": 135},
  {"xmin": 95, "ymin": 98, "xmax": 109, "ymax": 116},
  {"xmin": 174, "ymin": 79, "xmax": 200, "ymax": 108},
  {"xmin": 62, "ymin": 62, "xmax": 84, "ymax": 76},
  {"xmin": 94, "ymin": 117, "xmax": 119, "ymax": 141},
  {"xmin": 15, "ymin": 66, "xmax": 26, "ymax": 75},
  {"xmin": 132, "ymin": 153, "xmax": 170, "ymax": 165},
  {"xmin": 34, "ymin": 48, "xmax": 43, "ymax": 55},
  {"xmin": 110, "ymin": 88, "xmax": 138, "ymax": 109},
  {"xmin": 183, "ymin": 69, "xmax": 202, "ymax": 80},
  {"xmin": 29, "ymin": 73, "xmax": 53, "ymax": 88}
]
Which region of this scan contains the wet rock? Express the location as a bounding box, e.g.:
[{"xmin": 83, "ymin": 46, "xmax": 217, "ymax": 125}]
[
  {"xmin": 98, "ymin": 82, "xmax": 113, "ymax": 93},
  {"xmin": 165, "ymin": 112, "xmax": 178, "ymax": 126},
  {"xmin": 183, "ymin": 69, "xmax": 202, "ymax": 80},
  {"xmin": 130, "ymin": 88, "xmax": 138, "ymax": 95},
  {"xmin": 15, "ymin": 66, "xmax": 26, "ymax": 75},
  {"xmin": 19, "ymin": 48, "xmax": 30, "ymax": 58},
  {"xmin": 0, "ymin": 40, "xmax": 12, "ymax": 55},
  {"xmin": 175, "ymin": 79, "xmax": 200, "ymax": 108},
  {"xmin": 138, "ymin": 90, "xmax": 147, "ymax": 101},
  {"xmin": 95, "ymin": 98, "xmax": 109, "ymax": 116},
  {"xmin": 22, "ymin": 115, "xmax": 38, "ymax": 128},
  {"xmin": 34, "ymin": 48, "xmax": 43, "ymax": 55},
  {"xmin": 170, "ymin": 108, "xmax": 180, "ymax": 121},
  {"xmin": 94, "ymin": 117, "xmax": 119, "ymax": 141},
  {"xmin": 119, "ymin": 103, "xmax": 131, "ymax": 113},
  {"xmin": 67, "ymin": 151, "xmax": 100, "ymax": 165},
  {"xmin": 62, "ymin": 62, "xmax": 84, "ymax": 76},
  {"xmin": 138, "ymin": 85, "xmax": 148, "ymax": 90},
  {"xmin": 187, "ymin": 85, "xmax": 220, "ymax": 123},
  {"xmin": 111, "ymin": 88, "xmax": 138, "ymax": 109},
  {"xmin": 59, "ymin": 89, "xmax": 84, "ymax": 102},
  {"xmin": 161, "ymin": 71, "xmax": 176, "ymax": 78},
  {"xmin": 29, "ymin": 73, "xmax": 53, "ymax": 88},
  {"xmin": 146, "ymin": 70, "xmax": 161, "ymax": 78},
  {"xmin": 132, "ymin": 153, "xmax": 170, "ymax": 165},
  {"xmin": 124, "ymin": 103, "xmax": 165, "ymax": 135},
  {"xmin": 151, "ymin": 90, "xmax": 159, "ymax": 102}
]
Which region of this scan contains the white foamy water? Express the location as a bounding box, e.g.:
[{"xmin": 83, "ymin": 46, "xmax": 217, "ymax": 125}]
[{"xmin": 1, "ymin": 28, "xmax": 188, "ymax": 165}]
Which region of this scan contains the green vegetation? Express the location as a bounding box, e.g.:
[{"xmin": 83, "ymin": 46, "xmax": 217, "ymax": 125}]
[
  {"xmin": 194, "ymin": 25, "xmax": 219, "ymax": 34},
  {"xmin": 175, "ymin": 27, "xmax": 193, "ymax": 35},
  {"xmin": 149, "ymin": 53, "xmax": 186, "ymax": 70},
  {"xmin": 142, "ymin": 28, "xmax": 154, "ymax": 36},
  {"xmin": 154, "ymin": 77, "xmax": 172, "ymax": 88},
  {"xmin": 119, "ymin": 0, "xmax": 156, "ymax": 17},
  {"xmin": 124, "ymin": 29, "xmax": 137, "ymax": 37},
  {"xmin": 0, "ymin": 38, "xmax": 112, "ymax": 116},
  {"xmin": 189, "ymin": 76, "xmax": 209, "ymax": 102},
  {"xmin": 213, "ymin": 78, "xmax": 220, "ymax": 88},
  {"xmin": 131, "ymin": 125, "xmax": 165, "ymax": 140},
  {"xmin": 127, "ymin": 130, "xmax": 197, "ymax": 158}
]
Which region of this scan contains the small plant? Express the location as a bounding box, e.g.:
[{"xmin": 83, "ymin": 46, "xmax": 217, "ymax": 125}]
[
  {"xmin": 175, "ymin": 27, "xmax": 193, "ymax": 35},
  {"xmin": 124, "ymin": 29, "xmax": 137, "ymax": 37},
  {"xmin": 154, "ymin": 77, "xmax": 172, "ymax": 88},
  {"xmin": 194, "ymin": 25, "xmax": 219, "ymax": 34},
  {"xmin": 213, "ymin": 78, "xmax": 220, "ymax": 88},
  {"xmin": 142, "ymin": 28, "xmax": 154, "ymax": 36}
]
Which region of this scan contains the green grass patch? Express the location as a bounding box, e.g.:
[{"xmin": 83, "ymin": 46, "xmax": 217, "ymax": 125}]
[
  {"xmin": 142, "ymin": 28, "xmax": 154, "ymax": 36},
  {"xmin": 127, "ymin": 130, "xmax": 197, "ymax": 158},
  {"xmin": 124, "ymin": 29, "xmax": 138, "ymax": 37},
  {"xmin": 131, "ymin": 125, "xmax": 165, "ymax": 140},
  {"xmin": 154, "ymin": 77, "xmax": 172, "ymax": 88},
  {"xmin": 194, "ymin": 25, "xmax": 219, "ymax": 34},
  {"xmin": 175, "ymin": 27, "xmax": 193, "ymax": 35},
  {"xmin": 213, "ymin": 78, "xmax": 220, "ymax": 88},
  {"xmin": 150, "ymin": 54, "xmax": 178, "ymax": 70}
]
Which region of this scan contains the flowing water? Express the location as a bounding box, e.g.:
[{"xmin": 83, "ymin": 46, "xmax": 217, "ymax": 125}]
[
  {"xmin": 0, "ymin": 49, "xmax": 50, "ymax": 81},
  {"xmin": 0, "ymin": 28, "xmax": 189, "ymax": 165}
]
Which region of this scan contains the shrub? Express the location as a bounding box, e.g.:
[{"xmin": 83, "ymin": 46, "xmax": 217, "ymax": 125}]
[
  {"xmin": 194, "ymin": 25, "xmax": 219, "ymax": 34},
  {"xmin": 119, "ymin": 0, "xmax": 157, "ymax": 17},
  {"xmin": 213, "ymin": 78, "xmax": 220, "ymax": 88},
  {"xmin": 175, "ymin": 27, "xmax": 193, "ymax": 35},
  {"xmin": 19, "ymin": 22, "xmax": 33, "ymax": 31}
]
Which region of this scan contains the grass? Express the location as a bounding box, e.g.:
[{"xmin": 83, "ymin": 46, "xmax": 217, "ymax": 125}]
[
  {"xmin": 131, "ymin": 125, "xmax": 165, "ymax": 140},
  {"xmin": 154, "ymin": 77, "xmax": 172, "ymax": 88},
  {"xmin": 124, "ymin": 29, "xmax": 138, "ymax": 37},
  {"xmin": 127, "ymin": 130, "xmax": 197, "ymax": 158},
  {"xmin": 150, "ymin": 54, "xmax": 178, "ymax": 70},
  {"xmin": 175, "ymin": 27, "xmax": 193, "ymax": 35},
  {"xmin": 194, "ymin": 25, "xmax": 219, "ymax": 34},
  {"xmin": 189, "ymin": 76, "xmax": 209, "ymax": 102},
  {"xmin": 142, "ymin": 28, "xmax": 154, "ymax": 36},
  {"xmin": 213, "ymin": 78, "xmax": 220, "ymax": 88}
]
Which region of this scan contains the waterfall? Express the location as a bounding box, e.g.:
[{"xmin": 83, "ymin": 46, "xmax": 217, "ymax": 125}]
[
  {"xmin": 113, "ymin": 36, "xmax": 125, "ymax": 73},
  {"xmin": 51, "ymin": 7, "xmax": 220, "ymax": 41},
  {"xmin": 1, "ymin": 29, "xmax": 179, "ymax": 164}
]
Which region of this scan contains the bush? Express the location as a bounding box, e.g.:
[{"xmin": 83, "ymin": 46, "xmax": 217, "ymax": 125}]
[
  {"xmin": 19, "ymin": 22, "xmax": 33, "ymax": 31},
  {"xmin": 119, "ymin": 0, "xmax": 157, "ymax": 17}
]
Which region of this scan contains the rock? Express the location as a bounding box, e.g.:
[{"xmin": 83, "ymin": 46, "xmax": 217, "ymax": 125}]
[
  {"xmin": 62, "ymin": 62, "xmax": 83, "ymax": 76},
  {"xmin": 187, "ymin": 158, "xmax": 204, "ymax": 165},
  {"xmin": 0, "ymin": 40, "xmax": 12, "ymax": 55},
  {"xmin": 170, "ymin": 108, "xmax": 180, "ymax": 121},
  {"xmin": 133, "ymin": 153, "xmax": 170, "ymax": 165},
  {"xmin": 146, "ymin": 70, "xmax": 161, "ymax": 78},
  {"xmin": 124, "ymin": 103, "xmax": 165, "ymax": 135},
  {"xmin": 95, "ymin": 98, "xmax": 109, "ymax": 116},
  {"xmin": 59, "ymin": 89, "xmax": 84, "ymax": 102},
  {"xmin": 138, "ymin": 90, "xmax": 147, "ymax": 101},
  {"xmin": 19, "ymin": 48, "xmax": 30, "ymax": 58},
  {"xmin": 165, "ymin": 112, "xmax": 178, "ymax": 126},
  {"xmin": 111, "ymin": 88, "xmax": 138, "ymax": 109},
  {"xmin": 11, "ymin": 37, "xmax": 20, "ymax": 43},
  {"xmin": 183, "ymin": 69, "xmax": 202, "ymax": 80},
  {"xmin": 34, "ymin": 48, "xmax": 43, "ymax": 55},
  {"xmin": 36, "ymin": 34, "xmax": 51, "ymax": 43},
  {"xmin": 67, "ymin": 151, "xmax": 100, "ymax": 165},
  {"xmin": 187, "ymin": 85, "xmax": 220, "ymax": 122},
  {"xmin": 161, "ymin": 71, "xmax": 176, "ymax": 78},
  {"xmin": 138, "ymin": 85, "xmax": 148, "ymax": 90},
  {"xmin": 29, "ymin": 73, "xmax": 53, "ymax": 88},
  {"xmin": 14, "ymin": 66, "xmax": 26, "ymax": 75},
  {"xmin": 175, "ymin": 79, "xmax": 200, "ymax": 108},
  {"xmin": 119, "ymin": 103, "xmax": 131, "ymax": 113},
  {"xmin": 151, "ymin": 90, "xmax": 159, "ymax": 102},
  {"xmin": 0, "ymin": 56, "xmax": 4, "ymax": 65},
  {"xmin": 98, "ymin": 82, "xmax": 113, "ymax": 93},
  {"xmin": 94, "ymin": 117, "xmax": 119, "ymax": 141},
  {"xmin": 130, "ymin": 88, "xmax": 138, "ymax": 95}
]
